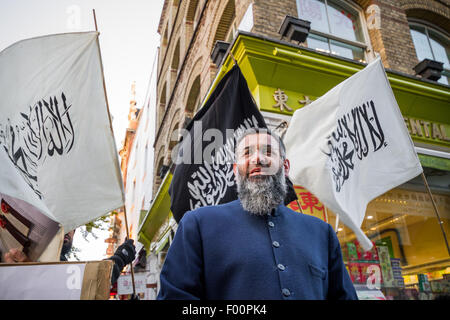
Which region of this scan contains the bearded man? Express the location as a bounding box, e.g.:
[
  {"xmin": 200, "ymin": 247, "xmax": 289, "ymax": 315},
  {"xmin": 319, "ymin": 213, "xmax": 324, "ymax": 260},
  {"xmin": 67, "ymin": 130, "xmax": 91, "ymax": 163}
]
[{"xmin": 157, "ymin": 128, "xmax": 357, "ymax": 300}]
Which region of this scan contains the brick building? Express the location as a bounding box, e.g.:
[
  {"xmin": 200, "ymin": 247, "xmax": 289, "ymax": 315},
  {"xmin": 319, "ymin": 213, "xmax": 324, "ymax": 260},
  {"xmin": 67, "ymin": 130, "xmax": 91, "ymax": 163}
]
[{"xmin": 136, "ymin": 0, "xmax": 449, "ymax": 299}]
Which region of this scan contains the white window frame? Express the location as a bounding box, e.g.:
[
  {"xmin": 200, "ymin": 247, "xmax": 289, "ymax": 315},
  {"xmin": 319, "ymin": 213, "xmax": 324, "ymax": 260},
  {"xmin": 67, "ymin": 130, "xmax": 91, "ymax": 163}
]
[
  {"xmin": 408, "ymin": 19, "xmax": 450, "ymax": 84},
  {"xmin": 296, "ymin": 0, "xmax": 373, "ymax": 62}
]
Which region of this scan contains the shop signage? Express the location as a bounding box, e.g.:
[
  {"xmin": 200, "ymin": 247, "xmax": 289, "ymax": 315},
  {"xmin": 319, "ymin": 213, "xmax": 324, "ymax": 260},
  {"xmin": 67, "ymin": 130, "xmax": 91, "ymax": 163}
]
[
  {"xmin": 287, "ymin": 185, "xmax": 327, "ymax": 222},
  {"xmin": 271, "ymin": 88, "xmax": 315, "ymax": 113},
  {"xmin": 117, "ymin": 273, "xmax": 147, "ymax": 295},
  {"xmin": 269, "ymin": 89, "xmax": 450, "ymax": 146},
  {"xmin": 403, "ymin": 117, "xmax": 450, "ymax": 143},
  {"xmin": 272, "ymin": 88, "xmax": 293, "ymax": 112},
  {"xmin": 368, "ymin": 189, "xmax": 449, "ymax": 218},
  {"xmin": 378, "ymin": 246, "xmax": 395, "ymax": 288}
]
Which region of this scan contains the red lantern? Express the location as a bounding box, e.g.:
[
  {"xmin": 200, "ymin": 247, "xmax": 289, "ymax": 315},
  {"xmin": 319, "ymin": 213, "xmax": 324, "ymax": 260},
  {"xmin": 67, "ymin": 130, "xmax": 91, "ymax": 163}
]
[
  {"xmin": 0, "ymin": 217, "xmax": 6, "ymax": 228},
  {"xmin": 1, "ymin": 201, "xmax": 8, "ymax": 213}
]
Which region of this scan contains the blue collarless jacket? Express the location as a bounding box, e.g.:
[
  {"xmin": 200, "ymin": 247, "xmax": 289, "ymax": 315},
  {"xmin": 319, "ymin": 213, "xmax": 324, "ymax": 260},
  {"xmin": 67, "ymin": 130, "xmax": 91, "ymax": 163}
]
[{"xmin": 157, "ymin": 199, "xmax": 357, "ymax": 300}]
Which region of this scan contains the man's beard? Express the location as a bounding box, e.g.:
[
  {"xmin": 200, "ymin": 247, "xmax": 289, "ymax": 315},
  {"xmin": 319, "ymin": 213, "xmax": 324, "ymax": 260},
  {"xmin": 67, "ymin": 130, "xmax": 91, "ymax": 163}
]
[{"xmin": 236, "ymin": 166, "xmax": 287, "ymax": 216}]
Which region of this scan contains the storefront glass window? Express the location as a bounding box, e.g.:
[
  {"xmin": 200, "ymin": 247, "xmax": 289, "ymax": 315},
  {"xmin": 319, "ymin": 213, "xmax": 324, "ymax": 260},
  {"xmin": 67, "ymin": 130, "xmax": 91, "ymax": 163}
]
[
  {"xmin": 289, "ymin": 166, "xmax": 450, "ymax": 300},
  {"xmin": 328, "ymin": 169, "xmax": 450, "ymax": 300},
  {"xmin": 297, "ymin": 0, "xmax": 367, "ymax": 62}
]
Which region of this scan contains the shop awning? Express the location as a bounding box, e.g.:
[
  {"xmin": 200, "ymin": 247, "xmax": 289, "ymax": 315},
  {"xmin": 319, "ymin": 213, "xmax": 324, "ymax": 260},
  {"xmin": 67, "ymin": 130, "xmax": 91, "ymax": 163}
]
[
  {"xmin": 138, "ymin": 172, "xmax": 173, "ymax": 251},
  {"xmin": 417, "ymin": 153, "xmax": 450, "ymax": 171}
]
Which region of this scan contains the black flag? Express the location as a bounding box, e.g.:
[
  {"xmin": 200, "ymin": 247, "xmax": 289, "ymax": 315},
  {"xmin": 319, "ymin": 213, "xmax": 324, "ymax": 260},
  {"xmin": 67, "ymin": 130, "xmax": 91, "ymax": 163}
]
[{"xmin": 168, "ymin": 65, "xmax": 297, "ymax": 223}]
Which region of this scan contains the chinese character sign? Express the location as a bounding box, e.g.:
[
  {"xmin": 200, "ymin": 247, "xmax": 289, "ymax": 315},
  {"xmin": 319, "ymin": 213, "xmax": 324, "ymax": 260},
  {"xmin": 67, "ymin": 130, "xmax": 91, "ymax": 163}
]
[
  {"xmin": 117, "ymin": 273, "xmax": 146, "ymax": 295},
  {"xmin": 287, "ymin": 185, "xmax": 327, "ymax": 222}
]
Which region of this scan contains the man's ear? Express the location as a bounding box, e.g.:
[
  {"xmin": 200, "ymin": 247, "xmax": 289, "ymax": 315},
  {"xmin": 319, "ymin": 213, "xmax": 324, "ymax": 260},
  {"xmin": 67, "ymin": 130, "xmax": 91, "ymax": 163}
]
[
  {"xmin": 283, "ymin": 158, "xmax": 290, "ymax": 176},
  {"xmin": 233, "ymin": 163, "xmax": 237, "ymax": 176}
]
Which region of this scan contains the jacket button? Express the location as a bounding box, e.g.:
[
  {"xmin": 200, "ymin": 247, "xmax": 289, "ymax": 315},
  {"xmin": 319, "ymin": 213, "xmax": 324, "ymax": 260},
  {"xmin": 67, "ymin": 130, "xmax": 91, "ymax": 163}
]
[
  {"xmin": 272, "ymin": 241, "xmax": 280, "ymax": 248},
  {"xmin": 282, "ymin": 288, "xmax": 291, "ymax": 297},
  {"xmin": 277, "ymin": 264, "xmax": 285, "ymax": 271},
  {"xmin": 268, "ymin": 221, "xmax": 274, "ymax": 227}
]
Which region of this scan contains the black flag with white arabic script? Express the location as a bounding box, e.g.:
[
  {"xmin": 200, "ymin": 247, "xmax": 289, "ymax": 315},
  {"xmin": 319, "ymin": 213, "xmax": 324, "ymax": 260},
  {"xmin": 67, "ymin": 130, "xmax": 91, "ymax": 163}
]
[{"xmin": 168, "ymin": 65, "xmax": 297, "ymax": 223}]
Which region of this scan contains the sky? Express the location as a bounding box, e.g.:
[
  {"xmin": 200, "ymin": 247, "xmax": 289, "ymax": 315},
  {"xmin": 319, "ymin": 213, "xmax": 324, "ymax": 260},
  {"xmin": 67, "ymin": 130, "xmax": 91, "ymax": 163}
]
[{"xmin": 0, "ymin": 0, "xmax": 164, "ymax": 261}]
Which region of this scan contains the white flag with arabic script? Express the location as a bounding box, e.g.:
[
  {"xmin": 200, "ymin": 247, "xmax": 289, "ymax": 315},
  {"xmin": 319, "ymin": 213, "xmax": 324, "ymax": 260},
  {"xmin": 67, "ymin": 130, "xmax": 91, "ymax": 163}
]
[
  {"xmin": 284, "ymin": 57, "xmax": 422, "ymax": 251},
  {"xmin": 0, "ymin": 32, "xmax": 124, "ymax": 233}
]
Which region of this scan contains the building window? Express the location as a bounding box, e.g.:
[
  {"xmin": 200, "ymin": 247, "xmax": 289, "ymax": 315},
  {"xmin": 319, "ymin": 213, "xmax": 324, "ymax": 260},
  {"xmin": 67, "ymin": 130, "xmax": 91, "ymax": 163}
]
[
  {"xmin": 214, "ymin": 0, "xmax": 236, "ymax": 45},
  {"xmin": 409, "ymin": 21, "xmax": 450, "ymax": 85},
  {"xmin": 296, "ymin": 0, "xmax": 368, "ymax": 62},
  {"xmin": 225, "ymin": 2, "xmax": 254, "ymax": 43}
]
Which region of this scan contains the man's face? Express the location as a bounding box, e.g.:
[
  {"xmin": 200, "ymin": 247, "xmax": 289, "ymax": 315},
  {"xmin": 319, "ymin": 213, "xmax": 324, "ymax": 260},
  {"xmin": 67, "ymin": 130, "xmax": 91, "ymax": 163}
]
[
  {"xmin": 233, "ymin": 133, "xmax": 289, "ymax": 180},
  {"xmin": 61, "ymin": 229, "xmax": 75, "ymax": 257},
  {"xmin": 64, "ymin": 230, "xmax": 75, "ymax": 246}
]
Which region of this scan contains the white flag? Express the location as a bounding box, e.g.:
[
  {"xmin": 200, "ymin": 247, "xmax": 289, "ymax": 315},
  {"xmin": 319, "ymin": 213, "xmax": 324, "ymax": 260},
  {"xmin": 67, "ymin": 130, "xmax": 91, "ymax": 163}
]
[
  {"xmin": 284, "ymin": 57, "xmax": 423, "ymax": 251},
  {"xmin": 0, "ymin": 32, "xmax": 124, "ymax": 233}
]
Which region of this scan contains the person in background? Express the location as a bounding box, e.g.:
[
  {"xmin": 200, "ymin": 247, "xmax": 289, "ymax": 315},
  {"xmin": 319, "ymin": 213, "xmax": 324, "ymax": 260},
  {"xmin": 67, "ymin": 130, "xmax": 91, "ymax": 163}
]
[
  {"xmin": 157, "ymin": 127, "xmax": 357, "ymax": 300},
  {"xmin": 60, "ymin": 229, "xmax": 76, "ymax": 261}
]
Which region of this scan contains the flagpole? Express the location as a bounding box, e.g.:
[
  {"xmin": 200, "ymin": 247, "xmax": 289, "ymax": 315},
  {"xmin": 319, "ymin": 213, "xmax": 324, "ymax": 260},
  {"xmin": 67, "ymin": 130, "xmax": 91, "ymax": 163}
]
[
  {"xmin": 296, "ymin": 200, "xmax": 304, "ymax": 214},
  {"xmin": 229, "ymin": 51, "xmax": 238, "ymax": 66},
  {"xmin": 335, "ymin": 214, "xmax": 340, "ymax": 235},
  {"xmin": 92, "ymin": 9, "xmax": 137, "ymax": 297},
  {"xmin": 420, "ymin": 172, "xmax": 450, "ymax": 256},
  {"xmin": 121, "ymin": 204, "xmax": 137, "ymax": 296}
]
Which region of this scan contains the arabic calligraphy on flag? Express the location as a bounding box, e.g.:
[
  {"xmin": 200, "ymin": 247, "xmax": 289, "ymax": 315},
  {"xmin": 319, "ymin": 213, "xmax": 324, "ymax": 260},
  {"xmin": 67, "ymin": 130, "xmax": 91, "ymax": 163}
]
[
  {"xmin": 0, "ymin": 32, "xmax": 124, "ymax": 259},
  {"xmin": 284, "ymin": 57, "xmax": 422, "ymax": 251}
]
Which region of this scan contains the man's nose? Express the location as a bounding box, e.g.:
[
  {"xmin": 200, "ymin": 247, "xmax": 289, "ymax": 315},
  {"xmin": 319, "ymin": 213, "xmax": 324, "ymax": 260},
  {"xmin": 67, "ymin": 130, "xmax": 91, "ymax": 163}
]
[{"xmin": 249, "ymin": 150, "xmax": 268, "ymax": 165}]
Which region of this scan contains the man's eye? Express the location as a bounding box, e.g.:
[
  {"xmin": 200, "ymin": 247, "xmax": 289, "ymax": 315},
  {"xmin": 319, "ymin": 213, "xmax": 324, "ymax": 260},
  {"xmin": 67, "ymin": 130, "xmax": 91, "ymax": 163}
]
[
  {"xmin": 262, "ymin": 148, "xmax": 271, "ymax": 155},
  {"xmin": 241, "ymin": 150, "xmax": 249, "ymax": 157}
]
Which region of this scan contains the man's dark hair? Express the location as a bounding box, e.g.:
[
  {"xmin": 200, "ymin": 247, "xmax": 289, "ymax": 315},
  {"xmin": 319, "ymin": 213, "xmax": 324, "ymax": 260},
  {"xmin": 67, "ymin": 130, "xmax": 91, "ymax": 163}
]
[{"xmin": 234, "ymin": 127, "xmax": 286, "ymax": 160}]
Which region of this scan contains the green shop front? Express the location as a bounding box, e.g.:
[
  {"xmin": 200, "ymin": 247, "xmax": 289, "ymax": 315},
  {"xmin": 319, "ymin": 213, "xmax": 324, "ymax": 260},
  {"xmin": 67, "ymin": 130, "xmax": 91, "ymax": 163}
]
[{"xmin": 139, "ymin": 32, "xmax": 450, "ymax": 300}]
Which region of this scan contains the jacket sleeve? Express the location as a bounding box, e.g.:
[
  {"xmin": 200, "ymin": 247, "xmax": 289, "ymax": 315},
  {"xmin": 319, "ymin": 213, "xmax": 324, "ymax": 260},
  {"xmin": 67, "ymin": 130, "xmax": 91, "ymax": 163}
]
[
  {"xmin": 157, "ymin": 211, "xmax": 205, "ymax": 300},
  {"xmin": 327, "ymin": 224, "xmax": 358, "ymax": 300}
]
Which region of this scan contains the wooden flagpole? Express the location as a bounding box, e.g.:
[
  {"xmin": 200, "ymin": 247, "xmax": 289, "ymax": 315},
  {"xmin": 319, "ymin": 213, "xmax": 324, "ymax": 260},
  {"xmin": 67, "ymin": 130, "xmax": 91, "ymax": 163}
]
[
  {"xmin": 92, "ymin": 9, "xmax": 137, "ymax": 297},
  {"xmin": 296, "ymin": 200, "xmax": 304, "ymax": 214},
  {"xmin": 324, "ymin": 206, "xmax": 329, "ymax": 223},
  {"xmin": 121, "ymin": 205, "xmax": 137, "ymax": 296},
  {"xmin": 420, "ymin": 172, "xmax": 450, "ymax": 256},
  {"xmin": 335, "ymin": 213, "xmax": 340, "ymax": 235},
  {"xmin": 229, "ymin": 51, "xmax": 238, "ymax": 66}
]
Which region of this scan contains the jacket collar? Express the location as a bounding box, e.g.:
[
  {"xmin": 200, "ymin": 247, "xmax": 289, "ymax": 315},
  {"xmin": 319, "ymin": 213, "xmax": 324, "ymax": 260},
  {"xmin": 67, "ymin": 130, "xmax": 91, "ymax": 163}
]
[{"xmin": 271, "ymin": 204, "xmax": 284, "ymax": 217}]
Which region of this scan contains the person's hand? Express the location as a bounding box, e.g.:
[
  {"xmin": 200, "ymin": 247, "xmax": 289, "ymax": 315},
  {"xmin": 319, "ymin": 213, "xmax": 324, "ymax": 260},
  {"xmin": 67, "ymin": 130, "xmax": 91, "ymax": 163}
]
[
  {"xmin": 3, "ymin": 248, "xmax": 30, "ymax": 263},
  {"xmin": 108, "ymin": 239, "xmax": 136, "ymax": 284},
  {"xmin": 114, "ymin": 239, "xmax": 136, "ymax": 265}
]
